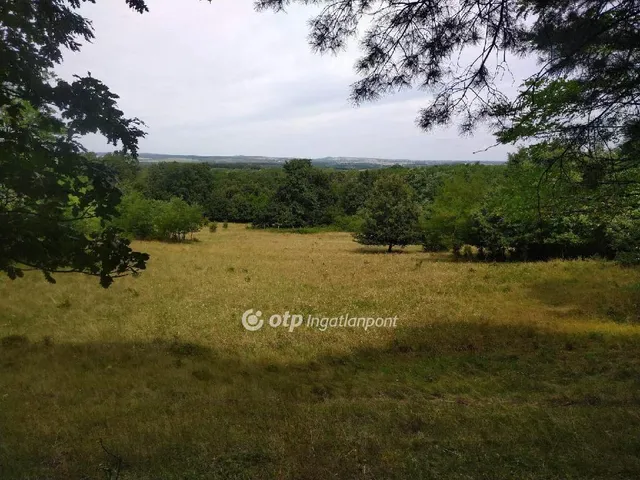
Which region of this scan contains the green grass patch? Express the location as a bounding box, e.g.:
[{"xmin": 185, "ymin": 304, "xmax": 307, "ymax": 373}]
[{"xmin": 1, "ymin": 224, "xmax": 639, "ymax": 479}]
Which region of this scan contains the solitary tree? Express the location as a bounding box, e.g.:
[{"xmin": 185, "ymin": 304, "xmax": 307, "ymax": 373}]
[{"xmin": 354, "ymin": 175, "xmax": 421, "ymax": 252}]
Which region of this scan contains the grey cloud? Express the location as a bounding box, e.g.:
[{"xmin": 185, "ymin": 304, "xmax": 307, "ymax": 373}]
[{"xmin": 56, "ymin": 0, "xmax": 537, "ymax": 161}]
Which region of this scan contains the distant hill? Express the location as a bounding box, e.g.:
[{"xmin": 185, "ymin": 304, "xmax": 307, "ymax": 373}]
[{"xmin": 130, "ymin": 153, "xmax": 505, "ymax": 169}]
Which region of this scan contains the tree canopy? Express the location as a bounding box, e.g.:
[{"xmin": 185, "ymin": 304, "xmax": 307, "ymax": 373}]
[
  {"xmin": 257, "ymin": 0, "xmax": 640, "ymax": 180},
  {"xmin": 354, "ymin": 174, "xmax": 421, "ymax": 252},
  {"xmin": 0, "ymin": 0, "xmax": 160, "ymax": 286}
]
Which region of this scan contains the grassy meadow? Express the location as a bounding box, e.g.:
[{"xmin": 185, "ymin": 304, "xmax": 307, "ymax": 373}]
[{"xmin": 1, "ymin": 223, "xmax": 640, "ymax": 479}]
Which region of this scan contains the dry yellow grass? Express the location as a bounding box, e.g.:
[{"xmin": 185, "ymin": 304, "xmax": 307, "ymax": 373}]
[{"xmin": 1, "ymin": 224, "xmax": 640, "ymax": 479}]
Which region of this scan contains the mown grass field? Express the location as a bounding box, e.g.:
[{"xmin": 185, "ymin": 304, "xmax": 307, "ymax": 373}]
[{"xmin": 2, "ymin": 224, "xmax": 640, "ymax": 479}]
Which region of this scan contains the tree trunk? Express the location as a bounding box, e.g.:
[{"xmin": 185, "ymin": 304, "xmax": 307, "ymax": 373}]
[{"xmin": 387, "ymin": 244, "xmax": 393, "ymax": 253}]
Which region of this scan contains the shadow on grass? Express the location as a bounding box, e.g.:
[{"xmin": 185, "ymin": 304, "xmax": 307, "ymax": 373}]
[
  {"xmin": 2, "ymin": 322, "xmax": 640, "ymax": 479},
  {"xmin": 352, "ymin": 247, "xmax": 415, "ymax": 254},
  {"xmin": 527, "ymin": 273, "xmax": 640, "ymax": 323},
  {"xmin": 263, "ymin": 226, "xmax": 342, "ymax": 235}
]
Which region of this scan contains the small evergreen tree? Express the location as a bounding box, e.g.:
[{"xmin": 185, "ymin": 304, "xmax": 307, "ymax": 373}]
[{"xmin": 354, "ymin": 175, "xmax": 421, "ymax": 252}]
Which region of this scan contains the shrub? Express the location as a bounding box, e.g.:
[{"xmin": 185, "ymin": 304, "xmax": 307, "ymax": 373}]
[
  {"xmin": 209, "ymin": 222, "xmax": 218, "ymax": 233},
  {"xmin": 113, "ymin": 192, "xmax": 158, "ymax": 239},
  {"xmin": 616, "ymin": 250, "xmax": 640, "ymax": 266},
  {"xmin": 334, "ymin": 214, "xmax": 364, "ymax": 233},
  {"xmin": 421, "ymin": 164, "xmax": 497, "ymax": 252},
  {"xmin": 608, "ymin": 216, "xmax": 640, "ymax": 266},
  {"xmin": 461, "ymin": 244, "xmax": 475, "ymax": 259},
  {"xmin": 155, "ymin": 198, "xmax": 205, "ymax": 241},
  {"xmin": 115, "ymin": 194, "xmax": 205, "ymax": 241}
]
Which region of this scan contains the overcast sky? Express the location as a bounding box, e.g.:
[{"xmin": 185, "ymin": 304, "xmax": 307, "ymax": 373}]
[{"xmin": 56, "ymin": 0, "xmax": 536, "ymax": 161}]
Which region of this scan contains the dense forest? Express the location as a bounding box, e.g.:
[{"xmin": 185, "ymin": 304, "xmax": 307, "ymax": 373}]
[{"xmin": 93, "ymin": 148, "xmax": 640, "ymax": 263}]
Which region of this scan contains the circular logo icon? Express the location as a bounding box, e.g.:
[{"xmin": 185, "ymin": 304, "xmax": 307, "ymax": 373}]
[{"xmin": 241, "ymin": 309, "xmax": 263, "ymax": 331}]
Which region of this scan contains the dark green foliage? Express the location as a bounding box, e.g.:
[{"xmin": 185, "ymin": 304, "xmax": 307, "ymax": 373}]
[
  {"xmin": 354, "ymin": 175, "xmax": 421, "ymax": 252},
  {"xmin": 136, "ymin": 161, "xmax": 515, "ymax": 241},
  {"xmin": 155, "ymin": 198, "xmax": 205, "ymax": 241},
  {"xmin": 0, "ymin": 103, "xmax": 148, "ymax": 287},
  {"xmin": 495, "ymin": 5, "xmax": 640, "ymax": 182},
  {"xmin": 96, "ymin": 152, "xmax": 140, "ymax": 185},
  {"xmin": 142, "ymin": 162, "xmax": 285, "ymax": 224},
  {"xmin": 421, "ymin": 147, "xmax": 640, "ymax": 262},
  {"xmin": 114, "ymin": 193, "xmax": 205, "ymax": 242},
  {"xmin": 129, "ymin": 156, "xmax": 638, "ymax": 263},
  {"xmin": 253, "ymin": 159, "xmax": 337, "ymax": 228},
  {"xmin": 337, "ymin": 169, "xmax": 378, "ymax": 215},
  {"xmin": 333, "ymin": 214, "xmax": 364, "ymax": 233},
  {"xmin": 405, "ymin": 165, "xmax": 459, "ymax": 206},
  {"xmin": 0, "ymin": 0, "xmax": 157, "ymax": 287},
  {"xmin": 256, "ymin": 0, "xmax": 640, "ymax": 182},
  {"xmin": 422, "ymin": 165, "xmax": 500, "ymax": 251},
  {"xmin": 145, "ymin": 162, "xmax": 215, "ymax": 207},
  {"xmin": 256, "ymin": 0, "xmax": 640, "ymax": 260},
  {"xmin": 102, "ymin": 146, "xmax": 637, "ymax": 264},
  {"xmin": 207, "ymin": 168, "xmax": 283, "ymax": 223},
  {"xmin": 112, "ymin": 192, "xmax": 158, "ymax": 240},
  {"xmin": 608, "ymin": 217, "xmax": 640, "ymax": 266}
]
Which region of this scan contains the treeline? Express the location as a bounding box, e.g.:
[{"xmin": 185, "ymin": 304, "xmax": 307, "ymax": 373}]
[
  {"xmin": 134, "ymin": 159, "xmax": 453, "ymax": 229},
  {"xmin": 97, "ymin": 148, "xmax": 640, "ymax": 263}
]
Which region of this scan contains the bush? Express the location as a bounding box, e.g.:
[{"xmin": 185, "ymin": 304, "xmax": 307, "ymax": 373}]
[
  {"xmin": 209, "ymin": 222, "xmax": 218, "ymax": 233},
  {"xmin": 333, "ymin": 215, "xmax": 364, "ymax": 233},
  {"xmin": 113, "ymin": 192, "xmax": 158, "ymax": 239},
  {"xmin": 421, "ymin": 164, "xmax": 498, "ymax": 252},
  {"xmin": 421, "ymin": 226, "xmax": 448, "ymax": 252},
  {"xmin": 616, "ymin": 250, "xmax": 640, "ymax": 266},
  {"xmin": 155, "ymin": 197, "xmax": 205, "ymax": 241},
  {"xmin": 114, "ymin": 193, "xmax": 205, "ymax": 241},
  {"xmin": 223, "ymin": 222, "xmax": 228, "ymax": 229},
  {"xmin": 432, "ymin": 155, "xmax": 640, "ymax": 262},
  {"xmin": 608, "ymin": 216, "xmax": 640, "ymax": 266},
  {"xmin": 460, "ymin": 244, "xmax": 475, "ymax": 259}
]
